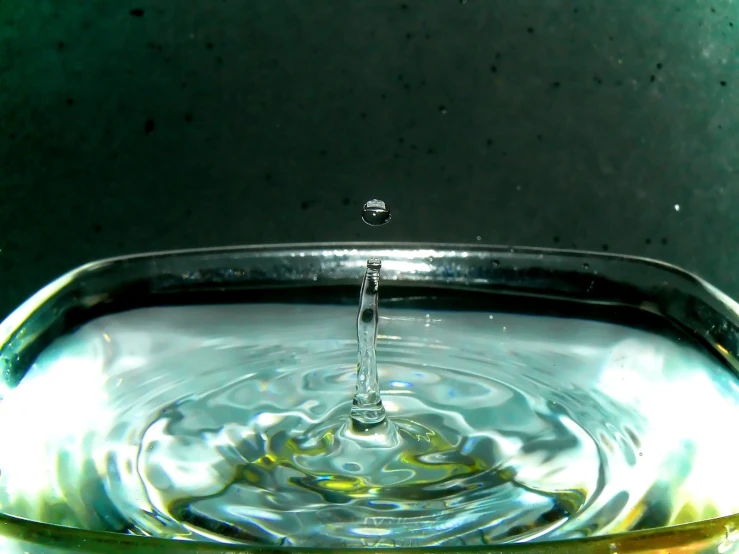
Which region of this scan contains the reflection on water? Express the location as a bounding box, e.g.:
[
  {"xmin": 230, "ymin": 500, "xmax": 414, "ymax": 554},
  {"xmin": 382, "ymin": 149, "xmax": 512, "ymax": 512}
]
[{"xmin": 0, "ymin": 304, "xmax": 737, "ymax": 546}]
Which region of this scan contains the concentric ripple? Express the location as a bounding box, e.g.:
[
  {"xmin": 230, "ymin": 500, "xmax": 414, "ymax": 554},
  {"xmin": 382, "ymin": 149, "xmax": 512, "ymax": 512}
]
[{"xmin": 1, "ymin": 304, "xmax": 739, "ymax": 547}]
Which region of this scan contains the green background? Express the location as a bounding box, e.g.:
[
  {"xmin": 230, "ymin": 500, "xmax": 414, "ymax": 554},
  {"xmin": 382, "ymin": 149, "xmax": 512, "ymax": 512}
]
[{"xmin": 1, "ymin": 0, "xmax": 737, "ymax": 317}]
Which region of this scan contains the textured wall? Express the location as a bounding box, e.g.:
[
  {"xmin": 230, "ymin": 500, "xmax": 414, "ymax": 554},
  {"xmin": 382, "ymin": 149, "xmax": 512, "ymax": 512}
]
[{"xmin": 1, "ymin": 0, "xmax": 737, "ymax": 316}]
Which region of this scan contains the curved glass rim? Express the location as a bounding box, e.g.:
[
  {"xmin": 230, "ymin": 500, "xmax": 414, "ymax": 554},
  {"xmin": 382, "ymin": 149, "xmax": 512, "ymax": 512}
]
[
  {"xmin": 1, "ymin": 509, "xmax": 738, "ymax": 553},
  {"xmin": 1, "ymin": 241, "xmax": 738, "ymax": 552}
]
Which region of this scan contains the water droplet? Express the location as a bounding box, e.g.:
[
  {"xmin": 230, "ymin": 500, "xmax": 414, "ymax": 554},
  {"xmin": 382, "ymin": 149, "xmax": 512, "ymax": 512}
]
[
  {"xmin": 439, "ymin": 106, "xmax": 447, "ymax": 115},
  {"xmin": 582, "ymin": 263, "xmax": 590, "ymax": 270},
  {"xmin": 361, "ymin": 199, "xmax": 391, "ymax": 226},
  {"xmin": 674, "ymin": 204, "xmax": 680, "ymax": 211},
  {"xmin": 492, "ymin": 260, "xmax": 500, "ymax": 267}
]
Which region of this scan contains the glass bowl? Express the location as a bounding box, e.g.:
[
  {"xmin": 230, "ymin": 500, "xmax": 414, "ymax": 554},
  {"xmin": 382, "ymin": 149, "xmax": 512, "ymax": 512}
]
[{"xmin": 1, "ymin": 243, "xmax": 738, "ymax": 554}]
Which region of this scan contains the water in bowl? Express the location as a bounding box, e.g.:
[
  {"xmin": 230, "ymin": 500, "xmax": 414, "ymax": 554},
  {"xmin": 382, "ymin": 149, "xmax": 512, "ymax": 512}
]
[{"xmin": 0, "ymin": 286, "xmax": 737, "ymax": 546}]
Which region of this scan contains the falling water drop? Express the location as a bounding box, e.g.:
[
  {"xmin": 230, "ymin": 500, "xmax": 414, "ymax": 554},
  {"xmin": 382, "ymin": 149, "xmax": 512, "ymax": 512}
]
[{"xmin": 361, "ymin": 199, "xmax": 391, "ymax": 226}]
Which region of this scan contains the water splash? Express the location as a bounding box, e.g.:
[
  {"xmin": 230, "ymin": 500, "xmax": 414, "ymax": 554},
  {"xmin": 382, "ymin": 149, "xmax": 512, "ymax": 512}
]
[{"xmin": 350, "ymin": 258, "xmax": 387, "ymax": 430}]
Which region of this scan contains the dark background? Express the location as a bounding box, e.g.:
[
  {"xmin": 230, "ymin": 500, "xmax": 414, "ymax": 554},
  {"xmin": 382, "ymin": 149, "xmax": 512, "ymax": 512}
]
[{"xmin": 1, "ymin": 0, "xmax": 737, "ymax": 318}]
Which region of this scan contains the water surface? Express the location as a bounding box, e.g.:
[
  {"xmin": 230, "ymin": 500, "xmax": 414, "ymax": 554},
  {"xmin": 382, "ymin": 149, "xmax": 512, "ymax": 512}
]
[{"xmin": 0, "ymin": 304, "xmax": 737, "ymax": 546}]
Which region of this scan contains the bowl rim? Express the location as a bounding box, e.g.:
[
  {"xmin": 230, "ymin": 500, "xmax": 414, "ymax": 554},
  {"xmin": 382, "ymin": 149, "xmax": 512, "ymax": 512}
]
[
  {"xmin": 1, "ymin": 242, "xmax": 738, "ymax": 552},
  {"xmin": 1, "ymin": 506, "xmax": 737, "ymax": 553}
]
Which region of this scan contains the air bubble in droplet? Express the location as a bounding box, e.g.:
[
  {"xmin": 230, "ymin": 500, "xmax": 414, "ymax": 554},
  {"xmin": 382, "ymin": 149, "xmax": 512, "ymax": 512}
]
[
  {"xmin": 439, "ymin": 106, "xmax": 448, "ymax": 115},
  {"xmin": 361, "ymin": 199, "xmax": 391, "ymax": 226},
  {"xmin": 582, "ymin": 263, "xmax": 590, "ymax": 270},
  {"xmin": 492, "ymin": 260, "xmax": 500, "ymax": 267}
]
